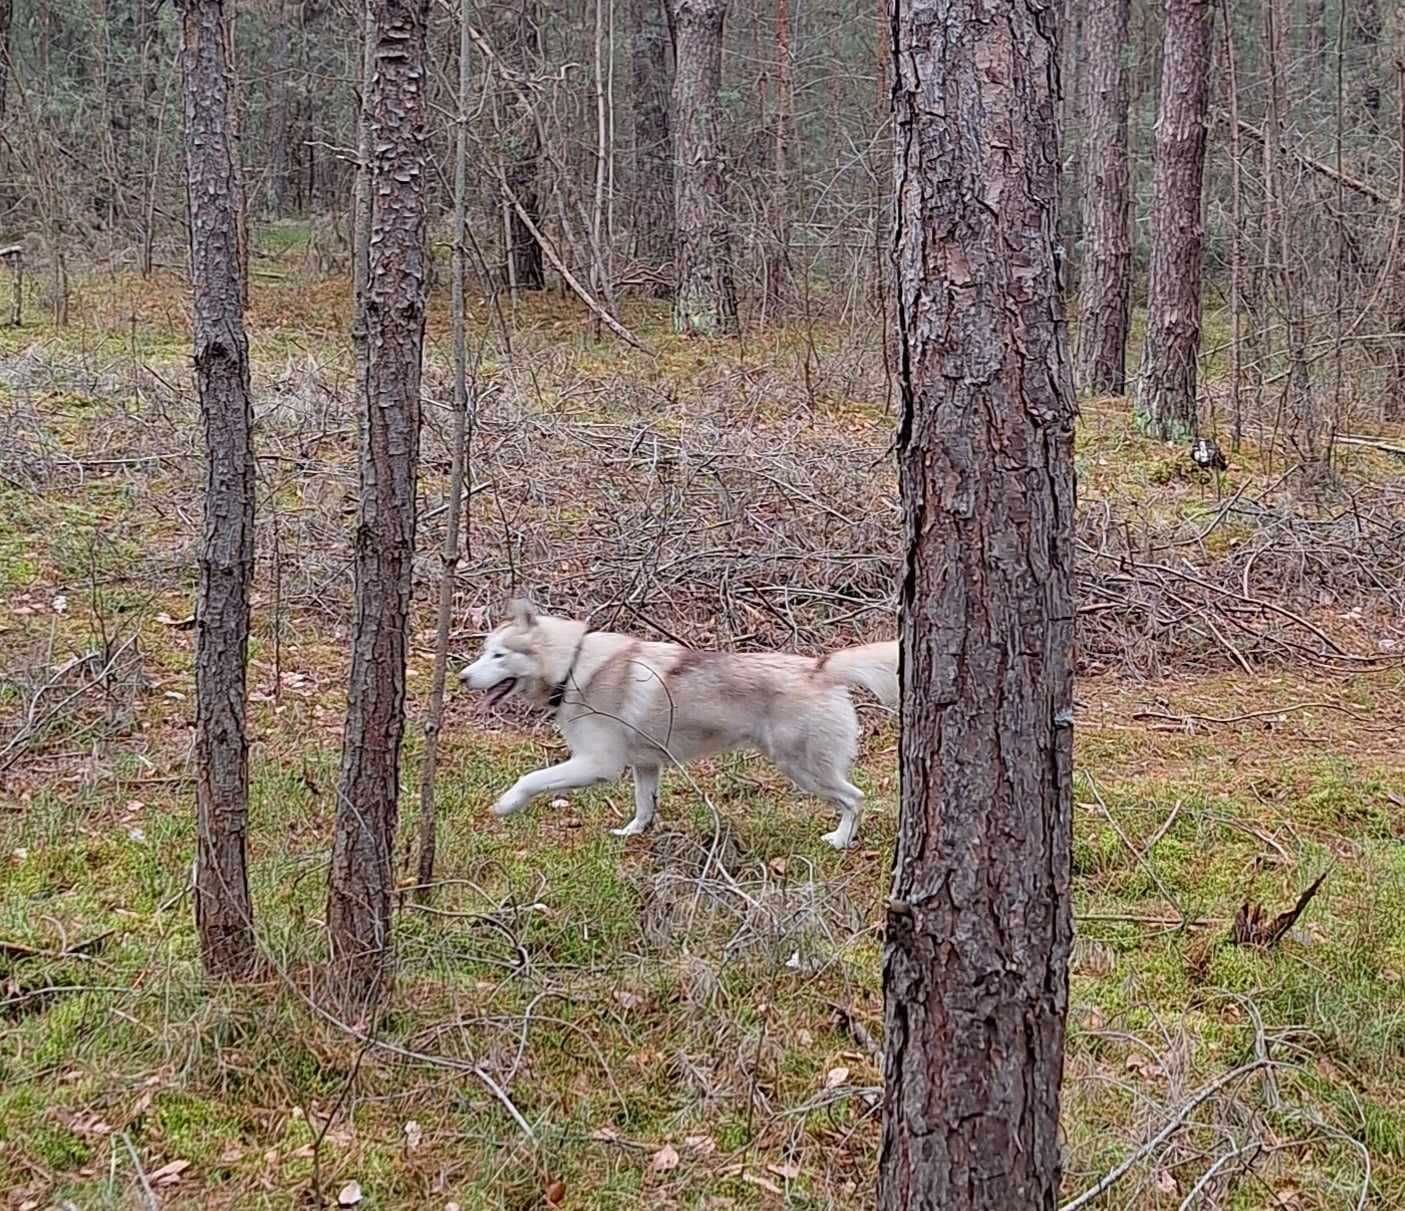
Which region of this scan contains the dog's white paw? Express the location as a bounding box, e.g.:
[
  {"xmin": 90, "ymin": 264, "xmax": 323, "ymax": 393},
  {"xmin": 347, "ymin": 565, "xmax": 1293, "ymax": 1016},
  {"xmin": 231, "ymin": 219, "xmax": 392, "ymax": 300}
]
[
  {"xmin": 821, "ymin": 829, "xmax": 854, "ymax": 851},
  {"xmin": 491, "ymin": 793, "xmax": 525, "ymax": 818},
  {"xmin": 610, "ymin": 819, "xmax": 650, "ymax": 838}
]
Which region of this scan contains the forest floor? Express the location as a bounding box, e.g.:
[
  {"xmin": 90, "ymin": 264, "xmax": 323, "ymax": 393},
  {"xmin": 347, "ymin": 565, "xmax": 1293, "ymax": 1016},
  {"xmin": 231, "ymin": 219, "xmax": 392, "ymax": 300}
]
[{"xmin": 3, "ymin": 234, "xmax": 1405, "ymax": 1210}]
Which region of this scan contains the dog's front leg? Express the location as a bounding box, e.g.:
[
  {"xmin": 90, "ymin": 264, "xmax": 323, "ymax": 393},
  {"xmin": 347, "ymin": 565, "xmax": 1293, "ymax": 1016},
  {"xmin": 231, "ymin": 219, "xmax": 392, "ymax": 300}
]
[
  {"xmin": 610, "ymin": 765, "xmax": 661, "ymax": 837},
  {"xmin": 491, "ymin": 756, "xmax": 615, "ymax": 818}
]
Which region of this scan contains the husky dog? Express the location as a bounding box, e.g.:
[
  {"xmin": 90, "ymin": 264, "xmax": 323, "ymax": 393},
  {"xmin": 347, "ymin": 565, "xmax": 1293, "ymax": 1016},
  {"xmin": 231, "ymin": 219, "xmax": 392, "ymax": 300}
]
[{"xmin": 458, "ymin": 600, "xmax": 898, "ymax": 849}]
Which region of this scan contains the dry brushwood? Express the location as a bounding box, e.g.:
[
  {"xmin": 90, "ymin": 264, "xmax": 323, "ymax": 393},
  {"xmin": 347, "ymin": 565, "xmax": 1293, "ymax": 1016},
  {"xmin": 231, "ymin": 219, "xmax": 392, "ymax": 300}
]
[{"xmin": 1230, "ymin": 869, "xmax": 1331, "ymax": 949}]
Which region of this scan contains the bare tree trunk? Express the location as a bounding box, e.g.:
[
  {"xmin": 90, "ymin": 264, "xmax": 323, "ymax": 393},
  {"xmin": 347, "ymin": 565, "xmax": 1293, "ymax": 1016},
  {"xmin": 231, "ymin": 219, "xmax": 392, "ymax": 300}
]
[
  {"xmin": 1360, "ymin": 0, "xmax": 1383, "ymax": 129},
  {"xmin": 0, "ymin": 0, "xmax": 11, "ymax": 125},
  {"xmin": 417, "ymin": 0, "xmax": 475, "ymax": 904},
  {"xmin": 499, "ymin": 0, "xmax": 545, "ymax": 290},
  {"xmin": 1223, "ymin": 12, "xmax": 1245, "ymax": 447},
  {"xmin": 631, "ymin": 0, "xmax": 673, "ymax": 286},
  {"xmin": 327, "ymin": 0, "xmax": 430, "ymax": 1014},
  {"xmin": 1134, "ymin": 0, "xmax": 1215, "ymax": 442},
  {"xmin": 1389, "ymin": 40, "xmax": 1405, "ymax": 420},
  {"xmin": 1305, "ymin": 0, "xmax": 1327, "ymax": 84},
  {"xmin": 177, "ymin": 0, "xmax": 258, "ymax": 981},
  {"xmin": 764, "ymin": 0, "xmax": 792, "ymax": 312},
  {"xmin": 267, "ymin": 0, "xmax": 294, "ymax": 214},
  {"xmin": 103, "ymin": 0, "xmax": 140, "ymax": 229},
  {"xmin": 351, "ymin": 0, "xmax": 374, "ymax": 384},
  {"xmin": 671, "ymin": 0, "xmax": 738, "ymax": 335},
  {"xmin": 223, "ymin": 7, "xmax": 250, "ymax": 309},
  {"xmin": 1263, "ymin": 0, "xmax": 1319, "ymax": 469},
  {"xmin": 1074, "ymin": 0, "xmax": 1132, "ymax": 395},
  {"xmin": 880, "ymin": 0, "xmax": 1075, "ymax": 1206}
]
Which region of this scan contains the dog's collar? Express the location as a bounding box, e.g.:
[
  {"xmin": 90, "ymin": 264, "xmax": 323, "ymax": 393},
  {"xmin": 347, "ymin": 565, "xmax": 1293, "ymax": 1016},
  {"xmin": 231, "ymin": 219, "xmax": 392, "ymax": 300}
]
[{"xmin": 546, "ymin": 626, "xmax": 590, "ymax": 711}]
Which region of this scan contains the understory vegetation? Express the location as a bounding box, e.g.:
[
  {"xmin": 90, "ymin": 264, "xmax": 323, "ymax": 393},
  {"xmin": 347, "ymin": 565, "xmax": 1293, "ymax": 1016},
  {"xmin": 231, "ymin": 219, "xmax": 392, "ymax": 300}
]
[{"xmin": 3, "ymin": 241, "xmax": 1405, "ymax": 1209}]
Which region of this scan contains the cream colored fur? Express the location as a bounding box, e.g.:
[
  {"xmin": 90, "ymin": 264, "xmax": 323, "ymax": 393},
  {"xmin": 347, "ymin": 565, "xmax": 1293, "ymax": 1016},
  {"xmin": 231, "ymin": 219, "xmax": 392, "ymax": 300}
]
[{"xmin": 458, "ymin": 600, "xmax": 898, "ymax": 848}]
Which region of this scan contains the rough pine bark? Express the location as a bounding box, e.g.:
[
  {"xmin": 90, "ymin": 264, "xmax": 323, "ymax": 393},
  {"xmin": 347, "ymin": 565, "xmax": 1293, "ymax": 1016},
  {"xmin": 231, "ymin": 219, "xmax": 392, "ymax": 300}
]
[
  {"xmin": 499, "ymin": 0, "xmax": 545, "ymax": 290},
  {"xmin": 177, "ymin": 0, "xmax": 258, "ymax": 980},
  {"xmin": 1390, "ymin": 43, "xmax": 1405, "ymax": 421},
  {"xmin": 1134, "ymin": 0, "xmax": 1215, "ymax": 442},
  {"xmin": 880, "ymin": 1, "xmax": 1076, "ymax": 1207},
  {"xmin": 326, "ymin": 0, "xmax": 429, "ymax": 1012},
  {"xmin": 632, "ymin": 0, "xmax": 673, "ymax": 282},
  {"xmin": 1074, "ymin": 0, "xmax": 1132, "ymax": 395},
  {"xmin": 671, "ymin": 0, "xmax": 739, "ymax": 335}
]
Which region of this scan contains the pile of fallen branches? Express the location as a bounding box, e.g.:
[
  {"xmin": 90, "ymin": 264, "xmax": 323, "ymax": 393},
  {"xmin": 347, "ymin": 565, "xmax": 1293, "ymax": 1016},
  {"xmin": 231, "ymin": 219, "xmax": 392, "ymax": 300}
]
[{"xmin": 1075, "ymin": 486, "xmax": 1405, "ymax": 677}]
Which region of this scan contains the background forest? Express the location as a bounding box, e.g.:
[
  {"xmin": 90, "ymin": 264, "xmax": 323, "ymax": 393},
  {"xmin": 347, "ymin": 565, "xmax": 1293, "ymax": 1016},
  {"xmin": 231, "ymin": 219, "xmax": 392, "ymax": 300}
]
[{"xmin": 2, "ymin": 1, "xmax": 1405, "ymax": 1209}]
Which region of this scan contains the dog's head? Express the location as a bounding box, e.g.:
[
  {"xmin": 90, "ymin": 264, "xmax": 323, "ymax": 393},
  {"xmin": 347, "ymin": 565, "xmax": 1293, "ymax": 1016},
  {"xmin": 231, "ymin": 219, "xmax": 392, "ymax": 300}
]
[{"xmin": 458, "ymin": 599, "xmax": 546, "ymax": 707}]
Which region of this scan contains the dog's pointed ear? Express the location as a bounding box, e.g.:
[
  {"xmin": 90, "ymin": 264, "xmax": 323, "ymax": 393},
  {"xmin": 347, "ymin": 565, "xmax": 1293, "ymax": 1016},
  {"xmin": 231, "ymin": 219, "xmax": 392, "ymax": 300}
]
[{"xmin": 508, "ymin": 598, "xmax": 538, "ymax": 630}]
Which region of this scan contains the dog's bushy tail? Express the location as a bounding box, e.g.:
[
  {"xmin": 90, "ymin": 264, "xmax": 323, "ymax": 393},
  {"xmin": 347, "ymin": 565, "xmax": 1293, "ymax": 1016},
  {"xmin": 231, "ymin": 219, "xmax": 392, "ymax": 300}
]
[{"xmin": 826, "ymin": 640, "xmax": 899, "ymax": 710}]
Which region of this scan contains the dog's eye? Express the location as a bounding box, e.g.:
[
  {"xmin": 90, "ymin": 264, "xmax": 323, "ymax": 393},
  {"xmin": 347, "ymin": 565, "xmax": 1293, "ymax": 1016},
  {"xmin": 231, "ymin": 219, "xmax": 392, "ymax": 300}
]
[{"xmin": 493, "ymin": 652, "xmax": 504, "ymax": 660}]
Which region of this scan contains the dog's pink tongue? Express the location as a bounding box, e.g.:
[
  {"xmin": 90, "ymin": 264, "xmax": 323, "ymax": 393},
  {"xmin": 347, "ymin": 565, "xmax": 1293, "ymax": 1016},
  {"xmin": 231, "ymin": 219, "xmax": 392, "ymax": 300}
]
[{"xmin": 486, "ymin": 679, "xmax": 515, "ymax": 707}]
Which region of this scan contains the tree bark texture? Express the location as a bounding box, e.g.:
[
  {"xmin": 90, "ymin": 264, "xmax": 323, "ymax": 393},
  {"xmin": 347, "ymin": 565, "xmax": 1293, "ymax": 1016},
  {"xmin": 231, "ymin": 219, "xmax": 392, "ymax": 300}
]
[
  {"xmin": 498, "ymin": 0, "xmax": 545, "ymax": 290},
  {"xmin": 326, "ymin": 0, "xmax": 430, "ymax": 1012},
  {"xmin": 671, "ymin": 0, "xmax": 738, "ymax": 335},
  {"xmin": 1, "ymin": 0, "xmax": 13, "ymax": 125},
  {"xmin": 1390, "ymin": 46, "xmax": 1405, "ymax": 420},
  {"xmin": 765, "ymin": 0, "xmax": 792, "ymax": 311},
  {"xmin": 177, "ymin": 0, "xmax": 258, "ymax": 981},
  {"xmin": 1074, "ymin": 0, "xmax": 1131, "ymax": 396},
  {"xmin": 1134, "ymin": 0, "xmax": 1214, "ymax": 442},
  {"xmin": 880, "ymin": 1, "xmax": 1076, "ymax": 1208},
  {"xmin": 416, "ymin": 0, "xmax": 474, "ymax": 904},
  {"xmin": 631, "ymin": 0, "xmax": 673, "ymax": 280}
]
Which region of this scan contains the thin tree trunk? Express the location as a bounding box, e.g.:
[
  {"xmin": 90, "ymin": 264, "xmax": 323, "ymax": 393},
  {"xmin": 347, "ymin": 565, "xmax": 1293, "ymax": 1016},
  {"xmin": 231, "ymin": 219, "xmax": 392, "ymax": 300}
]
[
  {"xmin": 327, "ymin": 0, "xmax": 430, "ymax": 1013},
  {"xmin": 0, "ymin": 0, "xmax": 11, "ymax": 125},
  {"xmin": 631, "ymin": 0, "xmax": 673, "ymax": 284},
  {"xmin": 1074, "ymin": 0, "xmax": 1132, "ymax": 395},
  {"xmin": 417, "ymin": 0, "xmax": 475, "ymax": 904},
  {"xmin": 500, "ymin": 0, "xmax": 545, "ymax": 290},
  {"xmin": 671, "ymin": 0, "xmax": 738, "ymax": 336},
  {"xmin": 1305, "ymin": 0, "xmax": 1327, "ymax": 84},
  {"xmin": 351, "ymin": 0, "xmax": 374, "ymax": 385},
  {"xmin": 223, "ymin": 8, "xmax": 249, "ymax": 309},
  {"xmin": 1264, "ymin": 0, "xmax": 1319, "ymax": 468},
  {"xmin": 880, "ymin": 0, "xmax": 1075, "ymax": 1206},
  {"xmin": 177, "ymin": 0, "xmax": 258, "ymax": 981},
  {"xmin": 1360, "ymin": 0, "xmax": 1382, "ymax": 129},
  {"xmin": 1223, "ymin": 12, "xmax": 1244, "ymax": 448},
  {"xmin": 1134, "ymin": 0, "xmax": 1215, "ymax": 441},
  {"xmin": 267, "ymin": 0, "xmax": 294, "ymax": 214},
  {"xmin": 1389, "ymin": 44, "xmax": 1405, "ymax": 420},
  {"xmin": 765, "ymin": 0, "xmax": 792, "ymax": 312}
]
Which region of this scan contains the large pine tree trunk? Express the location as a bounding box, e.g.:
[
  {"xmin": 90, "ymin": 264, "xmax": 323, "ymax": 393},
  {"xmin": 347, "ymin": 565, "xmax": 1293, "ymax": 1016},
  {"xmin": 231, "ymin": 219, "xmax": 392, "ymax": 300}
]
[
  {"xmin": 1134, "ymin": 0, "xmax": 1215, "ymax": 442},
  {"xmin": 631, "ymin": 0, "xmax": 673, "ymax": 284},
  {"xmin": 499, "ymin": 0, "xmax": 545, "ymax": 290},
  {"xmin": 326, "ymin": 0, "xmax": 430, "ymax": 1013},
  {"xmin": 1074, "ymin": 0, "xmax": 1132, "ymax": 395},
  {"xmin": 177, "ymin": 0, "xmax": 258, "ymax": 981},
  {"xmin": 671, "ymin": 0, "xmax": 738, "ymax": 335},
  {"xmin": 880, "ymin": 1, "xmax": 1075, "ymax": 1206}
]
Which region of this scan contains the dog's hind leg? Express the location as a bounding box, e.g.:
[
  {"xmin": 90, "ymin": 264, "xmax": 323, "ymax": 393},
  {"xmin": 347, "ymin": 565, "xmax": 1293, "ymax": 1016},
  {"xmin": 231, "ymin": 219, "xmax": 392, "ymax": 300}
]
[
  {"xmin": 611, "ymin": 765, "xmax": 661, "ymax": 838},
  {"xmin": 491, "ymin": 756, "xmax": 619, "ymax": 818},
  {"xmin": 818, "ymin": 779, "xmax": 865, "ymax": 850}
]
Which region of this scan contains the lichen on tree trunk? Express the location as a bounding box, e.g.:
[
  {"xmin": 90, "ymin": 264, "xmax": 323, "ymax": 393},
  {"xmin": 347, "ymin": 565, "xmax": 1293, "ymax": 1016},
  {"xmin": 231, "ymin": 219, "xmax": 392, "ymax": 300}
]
[{"xmin": 880, "ymin": 0, "xmax": 1076, "ymax": 1206}]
